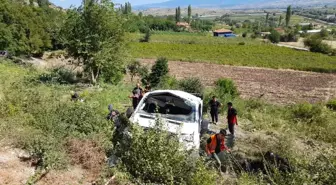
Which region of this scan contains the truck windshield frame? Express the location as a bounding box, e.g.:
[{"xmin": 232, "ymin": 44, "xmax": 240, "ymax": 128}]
[{"xmin": 137, "ymin": 93, "xmax": 197, "ymax": 123}]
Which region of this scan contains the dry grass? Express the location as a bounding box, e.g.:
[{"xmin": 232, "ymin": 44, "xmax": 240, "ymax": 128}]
[{"xmin": 65, "ymin": 138, "xmax": 106, "ymax": 180}]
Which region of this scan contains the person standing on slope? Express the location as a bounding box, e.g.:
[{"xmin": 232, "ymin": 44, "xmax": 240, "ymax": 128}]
[
  {"xmin": 227, "ymin": 102, "xmax": 238, "ymax": 138},
  {"xmin": 129, "ymin": 83, "xmax": 143, "ymax": 110},
  {"xmin": 209, "ymin": 96, "xmax": 221, "ymax": 125}
]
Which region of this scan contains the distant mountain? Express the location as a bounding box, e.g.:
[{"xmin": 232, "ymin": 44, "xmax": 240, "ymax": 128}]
[
  {"xmin": 134, "ymin": 0, "xmax": 336, "ymax": 9},
  {"xmin": 135, "ymin": 0, "xmax": 262, "ymax": 9}
]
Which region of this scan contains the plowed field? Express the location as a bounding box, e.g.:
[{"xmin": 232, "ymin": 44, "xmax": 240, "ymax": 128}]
[{"xmin": 133, "ymin": 59, "xmax": 336, "ymax": 104}]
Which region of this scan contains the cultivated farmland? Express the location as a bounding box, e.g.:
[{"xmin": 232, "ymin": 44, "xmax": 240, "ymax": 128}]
[
  {"xmin": 135, "ymin": 59, "xmax": 336, "ymax": 104},
  {"xmin": 131, "ymin": 42, "xmax": 336, "ymax": 73}
]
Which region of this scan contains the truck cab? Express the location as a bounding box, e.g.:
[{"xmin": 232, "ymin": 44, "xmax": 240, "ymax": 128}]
[{"xmin": 128, "ymin": 90, "xmax": 209, "ymax": 151}]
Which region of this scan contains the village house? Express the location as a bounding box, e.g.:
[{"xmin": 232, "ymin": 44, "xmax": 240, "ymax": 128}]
[
  {"xmin": 274, "ymin": 27, "xmax": 285, "ymax": 34},
  {"xmin": 176, "ymin": 22, "xmax": 190, "ymax": 29},
  {"xmin": 213, "ymin": 29, "xmax": 236, "ymax": 37}
]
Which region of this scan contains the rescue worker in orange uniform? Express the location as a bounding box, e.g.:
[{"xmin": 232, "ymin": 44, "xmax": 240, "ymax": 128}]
[{"xmin": 205, "ymin": 129, "xmax": 230, "ymax": 170}]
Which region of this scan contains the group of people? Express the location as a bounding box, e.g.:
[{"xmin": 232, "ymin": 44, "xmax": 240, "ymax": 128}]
[
  {"xmin": 128, "ymin": 83, "xmax": 151, "ymax": 110},
  {"xmin": 206, "ymin": 96, "xmax": 238, "ymax": 172},
  {"xmin": 208, "ymin": 96, "xmax": 238, "ymax": 136}
]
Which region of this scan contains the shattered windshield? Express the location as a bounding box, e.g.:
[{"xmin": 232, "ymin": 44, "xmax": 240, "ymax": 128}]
[{"xmin": 138, "ymin": 93, "xmax": 196, "ymax": 123}]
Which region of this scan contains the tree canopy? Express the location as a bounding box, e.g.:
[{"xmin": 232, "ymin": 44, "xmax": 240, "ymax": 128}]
[
  {"xmin": 0, "ymin": 0, "xmax": 65, "ymax": 55},
  {"xmin": 61, "ymin": 0, "xmax": 127, "ymax": 84}
]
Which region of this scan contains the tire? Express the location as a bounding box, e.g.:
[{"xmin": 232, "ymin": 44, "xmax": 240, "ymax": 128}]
[
  {"xmin": 126, "ymin": 107, "xmax": 134, "ymax": 118},
  {"xmin": 200, "ymin": 119, "xmax": 210, "ymax": 137}
]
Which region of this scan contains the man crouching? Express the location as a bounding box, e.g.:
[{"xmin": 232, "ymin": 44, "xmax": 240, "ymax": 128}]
[{"xmin": 205, "ymin": 129, "xmax": 231, "ymax": 173}]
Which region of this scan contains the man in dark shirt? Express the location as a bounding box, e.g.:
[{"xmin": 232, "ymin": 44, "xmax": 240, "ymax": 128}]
[
  {"xmin": 129, "ymin": 83, "xmax": 143, "ymax": 110},
  {"xmin": 227, "ymin": 102, "xmax": 238, "ymax": 137},
  {"xmin": 209, "ymin": 96, "xmax": 221, "ymax": 124},
  {"xmin": 133, "ymin": 83, "xmax": 143, "ymax": 95}
]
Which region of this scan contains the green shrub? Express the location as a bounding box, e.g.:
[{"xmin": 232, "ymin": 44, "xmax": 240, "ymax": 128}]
[
  {"xmin": 242, "ymin": 32, "xmax": 247, "ymax": 38},
  {"xmin": 156, "ymin": 75, "xmax": 179, "ymax": 89},
  {"xmin": 244, "ymin": 99, "xmax": 265, "ymax": 110},
  {"xmin": 290, "ymin": 103, "xmax": 323, "ymax": 123},
  {"xmin": 39, "ymin": 67, "xmax": 79, "ymax": 84},
  {"xmin": 268, "ymin": 30, "xmax": 281, "ymax": 43},
  {"xmin": 215, "ymin": 78, "xmax": 239, "ymax": 98},
  {"xmin": 148, "ymin": 57, "xmax": 169, "ymax": 87},
  {"xmin": 326, "ymin": 99, "xmax": 336, "ymax": 111},
  {"xmin": 116, "ymin": 117, "xmax": 217, "ymax": 184},
  {"xmin": 320, "ymin": 29, "xmax": 329, "ymax": 38},
  {"xmin": 127, "ymin": 60, "xmax": 141, "ymax": 82},
  {"xmin": 304, "ymin": 36, "xmax": 333, "ymax": 55},
  {"xmin": 178, "ymin": 77, "xmax": 204, "ymax": 94},
  {"xmin": 139, "ymin": 29, "xmax": 152, "ymax": 43},
  {"xmin": 250, "ymin": 34, "xmax": 257, "ymax": 39},
  {"xmin": 138, "ymin": 65, "xmax": 150, "ymax": 85}
]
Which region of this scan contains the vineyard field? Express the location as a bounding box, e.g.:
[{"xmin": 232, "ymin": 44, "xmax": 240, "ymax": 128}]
[
  {"xmin": 130, "ymin": 42, "xmax": 336, "ymax": 73},
  {"xmin": 127, "ymin": 32, "xmax": 261, "ymax": 45}
]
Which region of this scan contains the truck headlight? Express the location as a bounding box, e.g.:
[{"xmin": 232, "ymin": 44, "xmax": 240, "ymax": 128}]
[{"xmin": 181, "ymin": 132, "xmax": 194, "ymax": 143}]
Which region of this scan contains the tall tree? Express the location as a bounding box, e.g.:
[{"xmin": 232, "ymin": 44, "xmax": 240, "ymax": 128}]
[
  {"xmin": 0, "ymin": 0, "xmax": 64, "ymax": 55},
  {"xmin": 175, "ymin": 8, "xmax": 178, "ymax": 22},
  {"xmin": 279, "ymin": 15, "xmax": 283, "ymax": 27},
  {"xmin": 177, "ymin": 6, "xmax": 181, "ymax": 22},
  {"xmin": 265, "ymin": 12, "xmax": 269, "ymax": 27},
  {"xmin": 138, "ymin": 12, "xmax": 143, "ymax": 18},
  {"xmin": 62, "ymin": 0, "xmax": 127, "ymax": 84},
  {"xmin": 187, "ymin": 5, "xmax": 192, "ymax": 23},
  {"xmin": 286, "ymin": 5, "xmax": 292, "ymax": 27},
  {"xmin": 123, "ymin": 2, "xmax": 127, "ymax": 14},
  {"xmin": 127, "ymin": 2, "xmax": 132, "ymax": 14},
  {"xmin": 37, "ymin": 0, "xmax": 49, "ymax": 7}
]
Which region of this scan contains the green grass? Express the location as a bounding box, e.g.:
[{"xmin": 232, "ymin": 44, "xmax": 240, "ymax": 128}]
[
  {"xmin": 1, "ymin": 61, "xmax": 336, "ymax": 184},
  {"xmin": 128, "ymin": 32, "xmax": 262, "ymax": 45},
  {"xmin": 130, "ymin": 42, "xmax": 336, "ymax": 72}
]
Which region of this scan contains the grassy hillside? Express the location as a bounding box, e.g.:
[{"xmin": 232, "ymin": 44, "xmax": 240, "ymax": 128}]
[
  {"xmin": 1, "ymin": 60, "xmax": 336, "ymax": 184},
  {"xmin": 130, "ymin": 41, "xmax": 336, "ymax": 72}
]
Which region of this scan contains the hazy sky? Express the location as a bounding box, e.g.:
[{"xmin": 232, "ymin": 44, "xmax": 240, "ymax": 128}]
[{"xmin": 50, "ymin": 0, "xmax": 167, "ymax": 8}]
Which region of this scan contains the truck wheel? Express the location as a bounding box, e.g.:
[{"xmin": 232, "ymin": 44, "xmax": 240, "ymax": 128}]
[
  {"xmin": 200, "ymin": 119, "xmax": 210, "ymax": 137},
  {"xmin": 126, "ymin": 107, "xmax": 134, "ymax": 118}
]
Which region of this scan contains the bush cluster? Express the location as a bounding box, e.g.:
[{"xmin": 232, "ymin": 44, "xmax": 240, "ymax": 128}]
[
  {"xmin": 290, "ymin": 103, "xmax": 323, "ymax": 124},
  {"xmin": 147, "ymin": 57, "xmax": 169, "ymax": 87},
  {"xmin": 115, "ymin": 117, "xmax": 217, "ymax": 184},
  {"xmin": 178, "ymin": 77, "xmax": 204, "ymax": 94},
  {"xmin": 326, "ymin": 99, "xmax": 336, "ymax": 111},
  {"xmin": 304, "ymin": 35, "xmax": 334, "ymax": 55},
  {"xmin": 39, "ymin": 67, "xmax": 80, "ymax": 84}
]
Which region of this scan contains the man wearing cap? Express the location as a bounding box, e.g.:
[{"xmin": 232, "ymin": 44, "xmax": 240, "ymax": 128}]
[
  {"xmin": 107, "ymin": 104, "xmax": 120, "ymax": 120},
  {"xmin": 205, "ymin": 129, "xmax": 230, "ymax": 171},
  {"xmin": 227, "ymin": 102, "xmax": 238, "ymax": 137}
]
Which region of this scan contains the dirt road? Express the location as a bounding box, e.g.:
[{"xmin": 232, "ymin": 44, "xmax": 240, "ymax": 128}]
[{"xmin": 133, "ymin": 59, "xmax": 336, "ymax": 104}]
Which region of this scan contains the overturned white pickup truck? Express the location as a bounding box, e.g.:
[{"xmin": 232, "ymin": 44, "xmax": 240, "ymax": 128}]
[{"xmin": 127, "ymin": 90, "xmax": 210, "ymax": 150}]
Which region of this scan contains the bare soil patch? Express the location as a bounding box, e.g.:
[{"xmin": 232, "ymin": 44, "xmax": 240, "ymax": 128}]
[
  {"xmin": 65, "ymin": 138, "xmax": 106, "ymax": 181},
  {"xmin": 0, "ymin": 146, "xmax": 35, "ymax": 185},
  {"xmin": 132, "ymin": 59, "xmax": 336, "ymax": 104},
  {"xmin": 280, "ymin": 38, "xmax": 336, "ymax": 49}
]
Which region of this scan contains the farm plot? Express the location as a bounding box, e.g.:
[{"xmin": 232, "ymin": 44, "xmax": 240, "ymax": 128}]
[
  {"xmin": 130, "ymin": 42, "xmax": 336, "ymax": 73},
  {"xmin": 137, "ymin": 59, "xmax": 336, "ymax": 104}
]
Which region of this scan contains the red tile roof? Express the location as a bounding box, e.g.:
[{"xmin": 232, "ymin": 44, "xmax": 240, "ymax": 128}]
[
  {"xmin": 176, "ymin": 22, "xmax": 190, "ymax": 27},
  {"xmin": 213, "ymin": 29, "xmax": 233, "ymax": 33}
]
